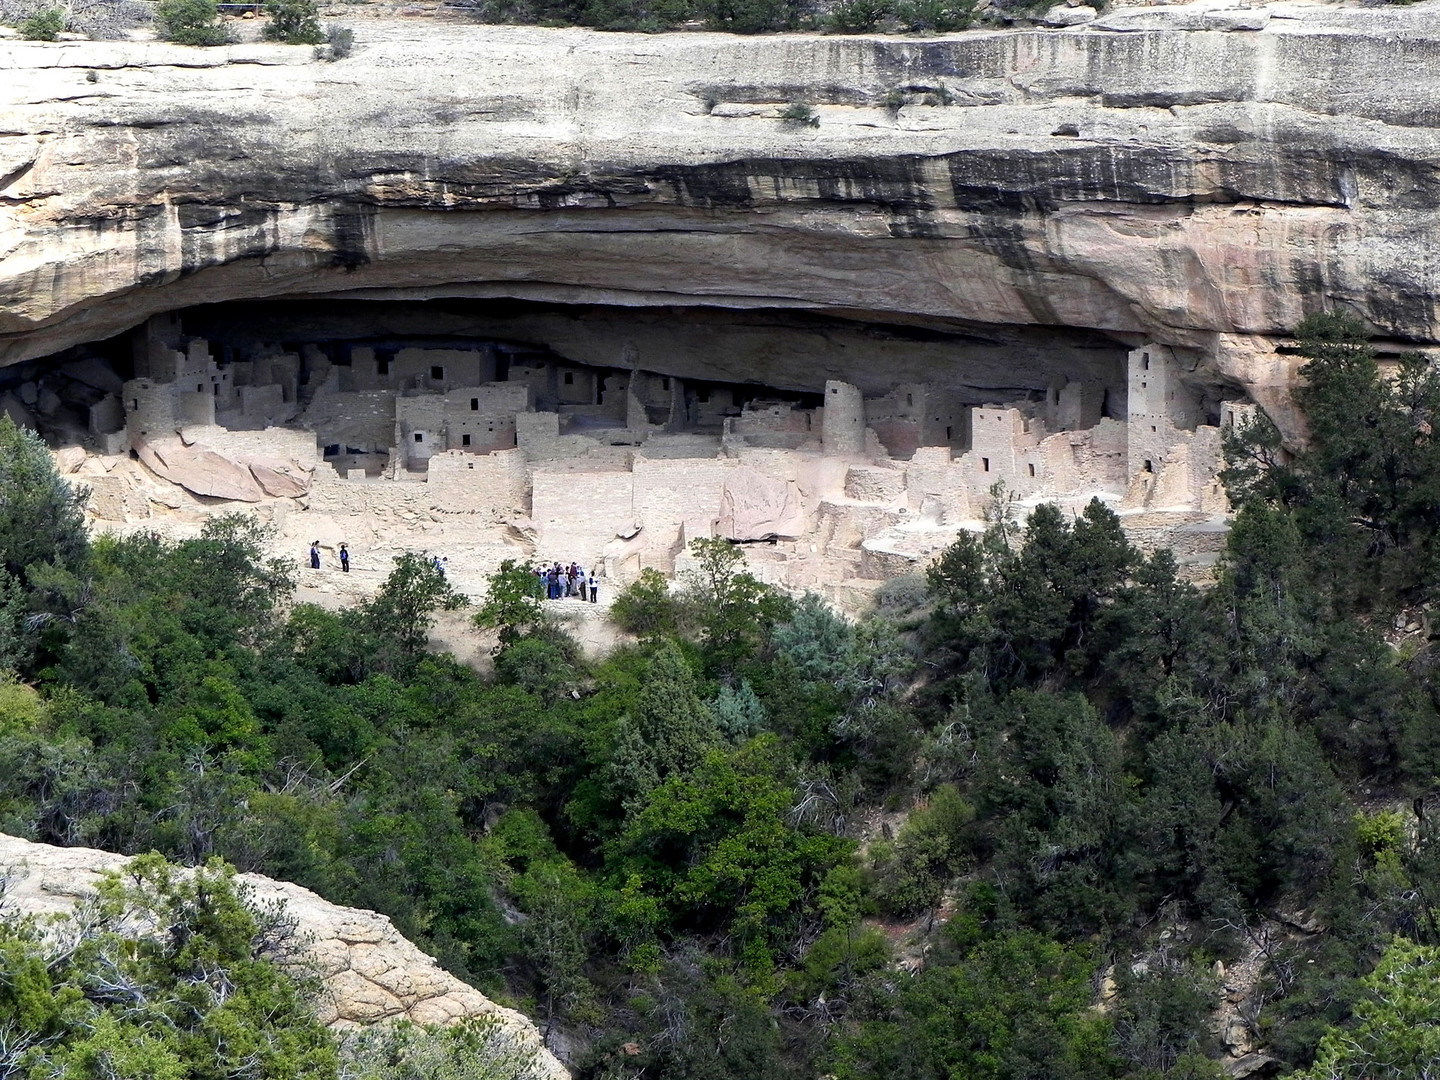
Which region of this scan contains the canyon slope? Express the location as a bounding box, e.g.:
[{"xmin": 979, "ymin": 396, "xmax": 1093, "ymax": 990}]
[{"xmin": 3, "ymin": 3, "xmax": 1440, "ymax": 433}]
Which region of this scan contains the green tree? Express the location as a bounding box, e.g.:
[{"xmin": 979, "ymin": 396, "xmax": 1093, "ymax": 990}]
[
  {"xmin": 607, "ymin": 640, "xmax": 718, "ymax": 812},
  {"xmin": 833, "ymin": 930, "xmax": 1119, "ymax": 1080},
  {"xmin": 869, "ymin": 784, "xmax": 975, "ymax": 917},
  {"xmin": 609, "ymin": 567, "xmax": 682, "ymax": 638},
  {"xmin": 338, "ymin": 1018, "xmax": 539, "ymax": 1080},
  {"xmin": 362, "ymin": 552, "xmax": 469, "ymax": 671},
  {"xmin": 0, "ymin": 414, "xmax": 88, "ymax": 582},
  {"xmin": 154, "ymin": 0, "xmax": 231, "ymax": 44},
  {"xmin": 683, "ymin": 537, "xmax": 791, "ymax": 672},
  {"xmin": 19, "ymin": 7, "xmax": 65, "ymax": 38},
  {"xmin": 1294, "ymin": 936, "xmax": 1440, "ymax": 1080},
  {"xmin": 263, "ymin": 0, "xmax": 325, "ymax": 42},
  {"xmin": 472, "ymin": 558, "xmax": 545, "ymax": 649},
  {"xmin": 0, "ymin": 853, "xmax": 336, "ymax": 1079}
]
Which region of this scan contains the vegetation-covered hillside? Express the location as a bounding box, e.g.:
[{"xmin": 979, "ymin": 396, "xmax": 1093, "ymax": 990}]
[{"xmin": 3, "ymin": 313, "xmax": 1440, "ymax": 1079}]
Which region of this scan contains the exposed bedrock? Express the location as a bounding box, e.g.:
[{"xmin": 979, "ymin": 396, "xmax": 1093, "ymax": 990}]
[{"xmin": 4, "ymin": 5, "xmax": 1440, "ymax": 434}]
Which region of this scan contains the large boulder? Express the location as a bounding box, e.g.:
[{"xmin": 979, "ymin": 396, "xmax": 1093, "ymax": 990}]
[{"xmin": 719, "ymin": 465, "xmax": 805, "ymax": 540}]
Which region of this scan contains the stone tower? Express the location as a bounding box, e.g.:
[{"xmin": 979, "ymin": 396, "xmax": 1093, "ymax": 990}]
[{"xmin": 822, "ymin": 380, "xmax": 865, "ymax": 456}]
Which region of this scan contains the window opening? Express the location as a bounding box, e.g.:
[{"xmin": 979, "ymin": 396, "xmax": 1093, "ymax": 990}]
[
  {"xmin": 564, "ymin": 372, "xmax": 574, "ymax": 385},
  {"xmin": 1143, "ymin": 459, "xmax": 1153, "ymax": 473},
  {"xmin": 982, "ymin": 457, "xmax": 990, "ymax": 472},
  {"xmin": 471, "ymin": 398, "xmax": 479, "ymax": 411},
  {"xmin": 1028, "ymin": 463, "xmax": 1036, "ymax": 477},
  {"xmin": 462, "ymin": 434, "xmax": 471, "ymax": 447},
  {"xmin": 430, "ymin": 366, "xmax": 444, "ymax": 380},
  {"xmin": 414, "ymin": 433, "xmax": 423, "ymax": 443}
]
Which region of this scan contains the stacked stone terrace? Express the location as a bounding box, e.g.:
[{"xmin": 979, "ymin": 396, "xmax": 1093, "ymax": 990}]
[{"xmin": 3, "ymin": 314, "xmax": 1254, "ymax": 604}]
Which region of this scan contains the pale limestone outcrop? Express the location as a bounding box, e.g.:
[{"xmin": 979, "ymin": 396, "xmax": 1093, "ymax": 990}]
[
  {"xmin": 4, "ymin": 5, "xmax": 1440, "ymax": 427},
  {"xmin": 0, "ymin": 833, "xmax": 569, "ymax": 1080}
]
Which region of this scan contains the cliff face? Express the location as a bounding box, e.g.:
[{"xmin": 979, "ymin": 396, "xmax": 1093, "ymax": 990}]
[
  {"xmin": 2, "ymin": 5, "xmax": 1439, "ymax": 427},
  {"xmin": 0, "ymin": 833, "xmax": 569, "ymax": 1079}
]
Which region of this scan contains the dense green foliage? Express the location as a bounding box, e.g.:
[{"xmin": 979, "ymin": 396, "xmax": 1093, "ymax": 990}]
[
  {"xmin": 154, "ymin": 0, "xmax": 230, "ymax": 45},
  {"xmin": 17, "ymin": 7, "xmax": 64, "ymax": 38},
  {"xmin": 0, "ymin": 854, "xmax": 336, "ymax": 1078},
  {"xmin": 455, "ymin": 0, "xmax": 977, "ymax": 36},
  {"xmin": 5, "ymin": 313, "xmax": 1440, "ymax": 1077},
  {"xmin": 263, "ymin": 0, "xmax": 324, "ymax": 43}
]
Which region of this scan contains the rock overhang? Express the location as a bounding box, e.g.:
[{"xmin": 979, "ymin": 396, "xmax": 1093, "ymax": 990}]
[{"xmin": 4, "ymin": 7, "xmax": 1440, "ymax": 421}]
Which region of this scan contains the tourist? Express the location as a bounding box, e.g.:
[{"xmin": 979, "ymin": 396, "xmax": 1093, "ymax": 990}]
[
  {"xmin": 558, "ymin": 568, "xmax": 570, "ymax": 598},
  {"xmin": 588, "ymin": 573, "xmax": 598, "ymax": 603},
  {"xmin": 339, "ymin": 543, "xmax": 349, "ymax": 573},
  {"xmin": 434, "ymin": 555, "xmax": 447, "ymax": 577},
  {"xmin": 309, "ymin": 541, "xmax": 320, "ymax": 570}
]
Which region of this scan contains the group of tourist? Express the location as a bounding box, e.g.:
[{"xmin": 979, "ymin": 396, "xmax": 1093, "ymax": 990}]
[
  {"xmin": 303, "ymin": 545, "xmax": 599, "ymax": 604},
  {"xmin": 538, "ymin": 561, "xmax": 598, "ymax": 603},
  {"xmin": 309, "ymin": 541, "xmax": 350, "ymax": 572}
]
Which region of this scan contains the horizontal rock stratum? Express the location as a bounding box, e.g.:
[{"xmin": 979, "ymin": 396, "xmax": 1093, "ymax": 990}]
[
  {"xmin": 0, "ymin": 832, "xmax": 569, "ymax": 1079},
  {"xmin": 2, "ymin": 4, "xmax": 1440, "ymax": 426}
]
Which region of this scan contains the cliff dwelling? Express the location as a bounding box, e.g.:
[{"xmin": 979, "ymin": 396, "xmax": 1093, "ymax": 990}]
[
  {"xmin": 0, "ymin": 295, "xmax": 1249, "ymax": 603},
  {"xmin": 11, "ymin": 3, "xmax": 1440, "ymax": 603}
]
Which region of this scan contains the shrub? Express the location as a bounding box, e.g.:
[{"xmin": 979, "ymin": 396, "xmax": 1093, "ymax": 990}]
[
  {"xmin": 895, "ymin": 0, "xmax": 975, "ymax": 30},
  {"xmin": 155, "ymin": 0, "xmax": 231, "ymax": 43},
  {"xmin": 828, "ymin": 0, "xmax": 889, "ymax": 32},
  {"xmin": 778, "ymin": 102, "xmax": 820, "ymax": 127},
  {"xmin": 264, "ymin": 0, "xmax": 324, "ymax": 43},
  {"xmin": 19, "ymin": 7, "xmax": 64, "ymax": 38},
  {"xmin": 323, "ymin": 22, "xmax": 353, "ymax": 57},
  {"xmin": 696, "ymin": 0, "xmax": 796, "ymax": 33},
  {"xmin": 610, "ymin": 568, "xmax": 683, "ymax": 638}
]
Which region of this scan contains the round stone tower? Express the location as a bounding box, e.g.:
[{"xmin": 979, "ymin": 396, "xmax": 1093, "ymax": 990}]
[{"xmin": 822, "ymin": 380, "xmax": 865, "ymax": 456}]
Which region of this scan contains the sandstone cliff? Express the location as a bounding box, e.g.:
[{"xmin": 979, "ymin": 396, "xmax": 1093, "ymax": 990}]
[
  {"xmin": 3, "ymin": 4, "xmax": 1440, "ymax": 434},
  {"xmin": 0, "ymin": 832, "xmax": 569, "ymax": 1079}
]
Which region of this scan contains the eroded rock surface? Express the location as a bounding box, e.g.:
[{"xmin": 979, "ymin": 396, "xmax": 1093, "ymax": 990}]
[
  {"xmin": 3, "ymin": 5, "xmax": 1440, "ymax": 427},
  {"xmin": 0, "ymin": 833, "xmax": 569, "ymax": 1079}
]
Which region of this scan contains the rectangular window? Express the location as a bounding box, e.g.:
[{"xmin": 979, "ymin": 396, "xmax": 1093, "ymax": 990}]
[
  {"xmin": 982, "ymin": 457, "xmax": 990, "ymax": 472},
  {"xmin": 945, "ymin": 426, "xmax": 953, "ymax": 440},
  {"xmin": 471, "ymin": 398, "xmax": 479, "ymax": 411},
  {"xmin": 414, "ymin": 432, "xmax": 423, "ymax": 443},
  {"xmin": 1028, "ymin": 463, "xmax": 1036, "ymax": 477},
  {"xmin": 462, "ymin": 434, "xmax": 471, "ymax": 447},
  {"xmin": 906, "ymin": 393, "xmax": 913, "ymax": 406},
  {"xmin": 662, "ymin": 377, "xmax": 671, "ymax": 390},
  {"xmin": 1142, "ymin": 354, "xmax": 1150, "ymax": 370},
  {"xmin": 377, "ymin": 358, "xmax": 390, "ymax": 376},
  {"xmin": 431, "ymin": 366, "xmax": 444, "ymax": 380},
  {"xmin": 1143, "ymin": 459, "xmax": 1153, "ymax": 473},
  {"xmin": 564, "ymin": 372, "xmax": 574, "ymax": 385},
  {"xmin": 698, "ymin": 390, "xmax": 710, "ymax": 404},
  {"xmin": 196, "ymin": 384, "xmax": 204, "ymax": 392}
]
